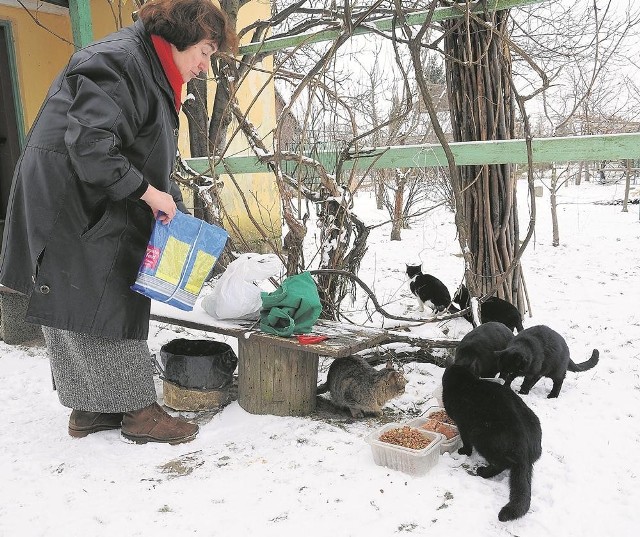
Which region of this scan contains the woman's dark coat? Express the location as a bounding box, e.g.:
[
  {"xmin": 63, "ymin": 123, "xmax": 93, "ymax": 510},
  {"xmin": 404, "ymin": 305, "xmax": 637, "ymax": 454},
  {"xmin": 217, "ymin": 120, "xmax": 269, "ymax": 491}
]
[{"xmin": 0, "ymin": 19, "xmax": 180, "ymax": 340}]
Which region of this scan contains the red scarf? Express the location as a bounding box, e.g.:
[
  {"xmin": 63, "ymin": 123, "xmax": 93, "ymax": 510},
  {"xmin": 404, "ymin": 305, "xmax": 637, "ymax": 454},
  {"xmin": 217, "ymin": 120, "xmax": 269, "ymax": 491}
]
[{"xmin": 151, "ymin": 34, "xmax": 183, "ymax": 112}]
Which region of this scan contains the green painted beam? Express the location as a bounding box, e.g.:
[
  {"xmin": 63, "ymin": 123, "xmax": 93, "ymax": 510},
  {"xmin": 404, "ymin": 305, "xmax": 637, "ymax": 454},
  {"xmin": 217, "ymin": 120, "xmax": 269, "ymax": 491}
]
[
  {"xmin": 68, "ymin": 0, "xmax": 93, "ymax": 49},
  {"xmin": 239, "ymin": 0, "xmax": 541, "ymax": 55},
  {"xmin": 340, "ymin": 133, "xmax": 640, "ymax": 169},
  {"xmin": 184, "ymin": 133, "xmax": 640, "ymax": 176}
]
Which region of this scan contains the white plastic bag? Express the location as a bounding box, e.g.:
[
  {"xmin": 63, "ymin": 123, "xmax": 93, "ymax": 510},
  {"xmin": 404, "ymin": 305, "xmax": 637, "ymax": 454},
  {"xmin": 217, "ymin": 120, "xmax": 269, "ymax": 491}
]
[{"xmin": 201, "ymin": 253, "xmax": 284, "ymax": 320}]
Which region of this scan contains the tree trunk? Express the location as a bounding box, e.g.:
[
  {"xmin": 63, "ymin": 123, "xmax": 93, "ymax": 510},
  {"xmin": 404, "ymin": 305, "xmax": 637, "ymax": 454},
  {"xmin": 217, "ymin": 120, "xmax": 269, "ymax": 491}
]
[
  {"xmin": 390, "ymin": 171, "xmax": 406, "ymax": 241},
  {"xmin": 622, "ymin": 159, "xmax": 631, "ymax": 213},
  {"xmin": 551, "ymin": 166, "xmax": 559, "ymax": 246},
  {"xmin": 183, "ymin": 77, "xmax": 209, "ymax": 157},
  {"xmin": 208, "ymin": 0, "xmax": 240, "ymax": 154},
  {"xmin": 443, "ymin": 10, "xmax": 524, "ymax": 310},
  {"xmin": 576, "ymin": 161, "xmax": 583, "ymax": 186},
  {"xmin": 375, "ymin": 174, "xmax": 384, "ymax": 210},
  {"xmin": 316, "ymin": 199, "xmax": 369, "ymax": 319}
]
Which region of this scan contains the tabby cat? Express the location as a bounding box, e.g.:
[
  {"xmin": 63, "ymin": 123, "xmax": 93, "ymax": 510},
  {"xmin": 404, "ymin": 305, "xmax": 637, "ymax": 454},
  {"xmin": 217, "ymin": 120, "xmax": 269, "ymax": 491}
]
[
  {"xmin": 317, "ymin": 356, "xmax": 406, "ymax": 418},
  {"xmin": 442, "ymin": 365, "xmax": 542, "ymax": 522}
]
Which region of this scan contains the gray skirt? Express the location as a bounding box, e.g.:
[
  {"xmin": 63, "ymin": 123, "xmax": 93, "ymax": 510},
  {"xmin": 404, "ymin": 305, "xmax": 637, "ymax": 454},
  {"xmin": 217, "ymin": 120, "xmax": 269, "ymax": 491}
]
[{"xmin": 42, "ymin": 327, "xmax": 157, "ymax": 413}]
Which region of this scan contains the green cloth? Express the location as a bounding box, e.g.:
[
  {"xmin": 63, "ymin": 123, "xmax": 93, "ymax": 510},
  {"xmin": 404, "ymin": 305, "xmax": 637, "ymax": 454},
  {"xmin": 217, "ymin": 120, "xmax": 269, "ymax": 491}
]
[{"xmin": 260, "ymin": 272, "xmax": 322, "ymax": 337}]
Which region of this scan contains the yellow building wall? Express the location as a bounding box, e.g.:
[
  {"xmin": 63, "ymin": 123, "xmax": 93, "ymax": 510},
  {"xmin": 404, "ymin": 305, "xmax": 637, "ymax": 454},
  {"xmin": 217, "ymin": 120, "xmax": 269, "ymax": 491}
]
[
  {"xmin": 1, "ymin": 3, "xmax": 73, "ymax": 130},
  {"xmin": 0, "ymin": 0, "xmax": 134, "ymax": 130}
]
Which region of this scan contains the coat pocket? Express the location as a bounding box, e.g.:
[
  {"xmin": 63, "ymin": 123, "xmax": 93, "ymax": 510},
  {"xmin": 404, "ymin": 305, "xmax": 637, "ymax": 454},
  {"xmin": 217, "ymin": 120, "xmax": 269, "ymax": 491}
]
[{"xmin": 80, "ymin": 201, "xmax": 112, "ymax": 241}]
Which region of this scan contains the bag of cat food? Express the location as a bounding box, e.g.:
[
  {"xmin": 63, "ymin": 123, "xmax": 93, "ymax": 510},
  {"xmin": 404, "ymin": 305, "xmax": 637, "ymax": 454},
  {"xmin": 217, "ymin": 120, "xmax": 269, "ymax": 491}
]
[
  {"xmin": 131, "ymin": 211, "xmax": 228, "ymax": 311},
  {"xmin": 202, "ymin": 253, "xmax": 284, "ymax": 320}
]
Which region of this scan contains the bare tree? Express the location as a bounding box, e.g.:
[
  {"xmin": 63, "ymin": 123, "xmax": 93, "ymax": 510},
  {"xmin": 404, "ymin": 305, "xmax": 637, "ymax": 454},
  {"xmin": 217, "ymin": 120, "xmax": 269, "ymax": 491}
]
[{"xmin": 512, "ymin": 0, "xmax": 640, "ymax": 245}]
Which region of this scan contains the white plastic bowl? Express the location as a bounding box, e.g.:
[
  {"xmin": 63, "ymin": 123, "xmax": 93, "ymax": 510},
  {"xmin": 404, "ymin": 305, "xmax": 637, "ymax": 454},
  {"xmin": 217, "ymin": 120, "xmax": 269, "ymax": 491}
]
[
  {"xmin": 407, "ymin": 406, "xmax": 462, "ymax": 454},
  {"xmin": 365, "ymin": 423, "xmax": 444, "ymax": 476}
]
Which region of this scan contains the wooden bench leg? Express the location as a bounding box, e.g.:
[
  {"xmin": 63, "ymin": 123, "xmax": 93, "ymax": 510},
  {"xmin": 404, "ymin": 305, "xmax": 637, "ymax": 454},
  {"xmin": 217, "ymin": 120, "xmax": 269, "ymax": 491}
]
[{"xmin": 237, "ymin": 337, "xmax": 319, "ymax": 416}]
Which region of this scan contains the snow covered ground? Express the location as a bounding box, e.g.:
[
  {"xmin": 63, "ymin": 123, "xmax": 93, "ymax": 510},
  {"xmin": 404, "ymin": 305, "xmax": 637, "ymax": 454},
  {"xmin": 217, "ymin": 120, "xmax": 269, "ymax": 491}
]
[{"xmin": 1, "ymin": 178, "xmax": 639, "ymax": 536}]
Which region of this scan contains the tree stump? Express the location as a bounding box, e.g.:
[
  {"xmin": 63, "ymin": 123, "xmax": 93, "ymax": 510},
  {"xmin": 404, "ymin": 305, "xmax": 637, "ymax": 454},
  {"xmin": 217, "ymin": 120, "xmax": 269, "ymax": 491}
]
[{"xmin": 237, "ymin": 337, "xmax": 319, "ymax": 416}]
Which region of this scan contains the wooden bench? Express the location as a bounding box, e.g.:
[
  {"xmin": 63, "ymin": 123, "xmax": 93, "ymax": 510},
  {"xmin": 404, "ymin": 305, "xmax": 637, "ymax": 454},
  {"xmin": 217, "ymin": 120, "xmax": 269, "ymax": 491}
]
[{"xmin": 150, "ymin": 301, "xmax": 389, "ymax": 417}]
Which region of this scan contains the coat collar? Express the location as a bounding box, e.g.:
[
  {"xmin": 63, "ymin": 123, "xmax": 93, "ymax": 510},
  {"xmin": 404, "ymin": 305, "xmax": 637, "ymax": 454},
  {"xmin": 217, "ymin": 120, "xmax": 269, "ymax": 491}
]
[{"xmin": 132, "ymin": 19, "xmax": 179, "ymax": 121}]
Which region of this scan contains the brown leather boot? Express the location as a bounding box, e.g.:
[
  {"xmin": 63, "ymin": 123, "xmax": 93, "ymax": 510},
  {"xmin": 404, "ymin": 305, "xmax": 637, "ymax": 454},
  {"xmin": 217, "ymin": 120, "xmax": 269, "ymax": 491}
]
[
  {"xmin": 68, "ymin": 410, "xmax": 123, "ymax": 438},
  {"xmin": 121, "ymin": 402, "xmax": 198, "ymax": 445}
]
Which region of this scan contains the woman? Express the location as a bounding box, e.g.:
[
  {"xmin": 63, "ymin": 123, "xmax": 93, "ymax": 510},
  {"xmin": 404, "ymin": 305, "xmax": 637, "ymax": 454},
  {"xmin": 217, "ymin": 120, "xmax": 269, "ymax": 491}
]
[{"xmin": 0, "ymin": 0, "xmax": 238, "ymax": 444}]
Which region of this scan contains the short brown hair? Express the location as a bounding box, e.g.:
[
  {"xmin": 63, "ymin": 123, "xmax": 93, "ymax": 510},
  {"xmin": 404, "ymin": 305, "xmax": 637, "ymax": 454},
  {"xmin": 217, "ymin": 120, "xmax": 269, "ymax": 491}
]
[{"xmin": 138, "ymin": 0, "xmax": 238, "ymax": 54}]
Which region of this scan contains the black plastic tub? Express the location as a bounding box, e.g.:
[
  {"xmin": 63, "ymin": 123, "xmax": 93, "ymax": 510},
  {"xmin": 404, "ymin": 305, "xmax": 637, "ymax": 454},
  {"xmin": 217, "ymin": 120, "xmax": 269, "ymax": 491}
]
[{"xmin": 159, "ymin": 339, "xmax": 238, "ymax": 390}]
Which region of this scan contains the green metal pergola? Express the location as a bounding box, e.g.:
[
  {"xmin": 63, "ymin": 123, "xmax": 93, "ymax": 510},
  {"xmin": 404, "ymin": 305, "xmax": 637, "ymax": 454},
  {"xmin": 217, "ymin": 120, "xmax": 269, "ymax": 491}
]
[
  {"xmin": 66, "ymin": 0, "xmax": 640, "ymax": 173},
  {"xmin": 184, "ymin": 133, "xmax": 640, "ymax": 176},
  {"xmin": 189, "ymin": 0, "xmax": 640, "ymax": 175},
  {"xmin": 68, "ymin": 0, "xmax": 92, "ymax": 49}
]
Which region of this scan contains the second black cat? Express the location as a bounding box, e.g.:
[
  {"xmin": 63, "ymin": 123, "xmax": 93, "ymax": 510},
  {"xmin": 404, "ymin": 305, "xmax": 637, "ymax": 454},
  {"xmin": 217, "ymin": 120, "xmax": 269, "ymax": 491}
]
[
  {"xmin": 442, "ymin": 364, "xmax": 542, "ymax": 522},
  {"xmin": 453, "ymin": 284, "xmax": 524, "ymax": 333}
]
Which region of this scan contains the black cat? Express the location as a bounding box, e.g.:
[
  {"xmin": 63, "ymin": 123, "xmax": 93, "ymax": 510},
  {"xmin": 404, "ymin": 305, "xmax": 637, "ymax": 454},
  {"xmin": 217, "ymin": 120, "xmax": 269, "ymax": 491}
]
[
  {"xmin": 442, "ymin": 365, "xmax": 542, "ymax": 522},
  {"xmin": 406, "ymin": 264, "xmax": 451, "ymax": 313},
  {"xmin": 495, "ymin": 325, "xmax": 599, "ymax": 398},
  {"xmin": 453, "ymin": 284, "xmax": 524, "ymax": 333},
  {"xmin": 454, "ymin": 322, "xmax": 515, "ymax": 378}
]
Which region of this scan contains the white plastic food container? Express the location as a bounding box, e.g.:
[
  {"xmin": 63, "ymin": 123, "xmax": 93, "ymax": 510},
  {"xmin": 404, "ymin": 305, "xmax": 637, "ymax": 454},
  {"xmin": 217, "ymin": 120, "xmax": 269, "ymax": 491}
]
[
  {"xmin": 365, "ymin": 422, "xmax": 444, "ymax": 476},
  {"xmin": 407, "ymin": 406, "xmax": 462, "ymax": 454}
]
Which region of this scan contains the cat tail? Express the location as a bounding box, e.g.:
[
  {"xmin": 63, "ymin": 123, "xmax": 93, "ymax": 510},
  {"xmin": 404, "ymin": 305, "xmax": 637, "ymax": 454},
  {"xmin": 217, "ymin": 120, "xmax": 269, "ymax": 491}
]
[
  {"xmin": 567, "ymin": 349, "xmax": 600, "ymax": 372},
  {"xmin": 316, "ymin": 381, "xmax": 330, "ymax": 395},
  {"xmin": 498, "ymin": 463, "xmax": 532, "ymax": 522}
]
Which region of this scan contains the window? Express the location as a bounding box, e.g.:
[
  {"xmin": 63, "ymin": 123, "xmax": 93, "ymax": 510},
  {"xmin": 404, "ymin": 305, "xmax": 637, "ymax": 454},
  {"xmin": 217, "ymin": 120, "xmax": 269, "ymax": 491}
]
[{"xmin": 43, "ymin": 1, "xmax": 69, "ymax": 8}]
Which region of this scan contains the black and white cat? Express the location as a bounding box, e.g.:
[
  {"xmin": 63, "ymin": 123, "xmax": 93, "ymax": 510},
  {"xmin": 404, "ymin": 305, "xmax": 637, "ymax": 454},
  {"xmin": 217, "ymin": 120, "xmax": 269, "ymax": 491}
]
[
  {"xmin": 406, "ymin": 264, "xmax": 451, "ymax": 313},
  {"xmin": 453, "ymin": 284, "xmax": 524, "ymax": 333},
  {"xmin": 317, "ymin": 356, "xmax": 407, "ymax": 418},
  {"xmin": 495, "ymin": 325, "xmax": 599, "ymax": 398},
  {"xmin": 442, "ymin": 364, "xmax": 542, "ymax": 522},
  {"xmin": 454, "ymin": 322, "xmax": 515, "ymax": 378}
]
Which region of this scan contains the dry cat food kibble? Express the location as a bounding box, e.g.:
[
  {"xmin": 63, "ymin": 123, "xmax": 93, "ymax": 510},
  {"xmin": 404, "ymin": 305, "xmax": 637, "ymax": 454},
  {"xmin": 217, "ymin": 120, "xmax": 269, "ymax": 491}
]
[
  {"xmin": 428, "ymin": 409, "xmax": 456, "ymax": 425},
  {"xmin": 379, "ymin": 426, "xmax": 433, "ymax": 450},
  {"xmin": 420, "ymin": 419, "xmax": 458, "ymax": 440}
]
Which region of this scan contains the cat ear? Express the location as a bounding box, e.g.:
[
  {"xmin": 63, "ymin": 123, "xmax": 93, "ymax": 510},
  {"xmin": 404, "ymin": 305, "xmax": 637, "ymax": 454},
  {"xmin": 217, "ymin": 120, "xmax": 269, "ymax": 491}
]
[{"xmin": 385, "ymin": 358, "xmax": 394, "ymax": 369}]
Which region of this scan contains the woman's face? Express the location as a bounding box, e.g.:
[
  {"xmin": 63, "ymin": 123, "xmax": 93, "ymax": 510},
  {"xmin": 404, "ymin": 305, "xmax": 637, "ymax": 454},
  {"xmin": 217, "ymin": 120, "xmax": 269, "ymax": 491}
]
[{"xmin": 171, "ymin": 39, "xmax": 217, "ymax": 83}]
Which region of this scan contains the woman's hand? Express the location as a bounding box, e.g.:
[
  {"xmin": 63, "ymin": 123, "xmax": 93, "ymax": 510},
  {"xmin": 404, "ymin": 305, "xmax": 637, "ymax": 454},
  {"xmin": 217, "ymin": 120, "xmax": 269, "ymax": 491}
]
[{"xmin": 140, "ymin": 184, "xmax": 177, "ymax": 224}]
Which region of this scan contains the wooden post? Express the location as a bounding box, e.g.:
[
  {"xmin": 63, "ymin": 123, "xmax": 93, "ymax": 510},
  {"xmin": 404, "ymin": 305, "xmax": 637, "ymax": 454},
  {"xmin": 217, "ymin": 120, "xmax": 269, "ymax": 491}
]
[{"xmin": 237, "ymin": 338, "xmax": 319, "ymax": 416}]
